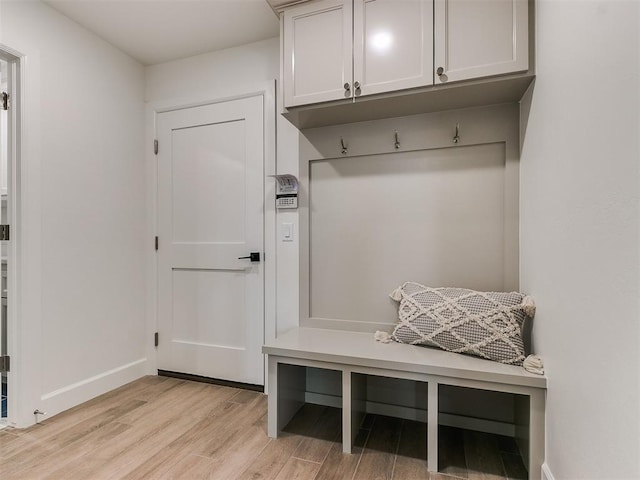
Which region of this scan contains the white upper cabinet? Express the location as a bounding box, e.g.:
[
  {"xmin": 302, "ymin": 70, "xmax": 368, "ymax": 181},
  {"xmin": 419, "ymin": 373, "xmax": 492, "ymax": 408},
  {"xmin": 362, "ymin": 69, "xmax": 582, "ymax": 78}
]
[
  {"xmin": 272, "ymin": 0, "xmax": 533, "ymax": 123},
  {"xmin": 283, "ymin": 0, "xmax": 433, "ymax": 108},
  {"xmin": 354, "ymin": 0, "xmax": 433, "ymax": 97},
  {"xmin": 283, "ymin": 0, "xmax": 353, "ymax": 107},
  {"xmin": 434, "ymin": 0, "xmax": 529, "ymax": 84}
]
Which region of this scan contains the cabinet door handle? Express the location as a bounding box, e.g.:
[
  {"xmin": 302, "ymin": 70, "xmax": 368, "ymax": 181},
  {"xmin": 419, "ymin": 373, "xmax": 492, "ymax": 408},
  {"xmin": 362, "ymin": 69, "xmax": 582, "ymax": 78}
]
[
  {"xmin": 354, "ymin": 81, "xmax": 360, "ymax": 89},
  {"xmin": 436, "ymin": 67, "xmax": 444, "ymax": 76},
  {"xmin": 344, "ymin": 82, "xmax": 351, "ymax": 92}
]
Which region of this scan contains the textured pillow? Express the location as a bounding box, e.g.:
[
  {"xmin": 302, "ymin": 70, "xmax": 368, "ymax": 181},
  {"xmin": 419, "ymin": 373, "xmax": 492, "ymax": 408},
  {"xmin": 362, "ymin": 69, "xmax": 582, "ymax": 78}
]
[{"xmin": 390, "ymin": 282, "xmax": 535, "ymax": 365}]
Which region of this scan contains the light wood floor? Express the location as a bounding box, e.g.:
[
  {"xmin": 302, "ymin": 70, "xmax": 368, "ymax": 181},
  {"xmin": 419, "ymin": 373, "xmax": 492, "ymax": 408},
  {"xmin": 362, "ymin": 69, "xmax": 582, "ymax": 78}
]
[{"xmin": 0, "ymin": 376, "xmax": 527, "ymax": 479}]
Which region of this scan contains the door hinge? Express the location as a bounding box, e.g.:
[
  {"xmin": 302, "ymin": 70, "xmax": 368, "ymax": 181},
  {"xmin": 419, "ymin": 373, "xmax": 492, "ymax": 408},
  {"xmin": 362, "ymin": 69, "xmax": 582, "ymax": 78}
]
[
  {"xmin": 0, "ymin": 225, "xmax": 9, "ymax": 241},
  {"xmin": 1, "ymin": 92, "xmax": 8, "ymax": 111},
  {"xmin": 0, "ymin": 355, "xmax": 10, "ymax": 373},
  {"xmin": 154, "ymin": 332, "xmax": 159, "ymax": 347},
  {"xmin": 154, "ymin": 236, "xmax": 158, "ymax": 251},
  {"xmin": 153, "ymin": 139, "xmax": 158, "ymax": 155}
]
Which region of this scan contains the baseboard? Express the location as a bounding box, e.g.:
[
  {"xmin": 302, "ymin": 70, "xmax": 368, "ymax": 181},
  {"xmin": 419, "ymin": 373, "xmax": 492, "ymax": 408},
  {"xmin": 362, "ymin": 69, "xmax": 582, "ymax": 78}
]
[
  {"xmin": 541, "ymin": 463, "xmax": 555, "ymax": 480},
  {"xmin": 36, "ymin": 358, "xmax": 148, "ymax": 424},
  {"xmin": 305, "ymin": 392, "xmax": 516, "ymax": 437},
  {"xmin": 306, "ymin": 392, "xmax": 342, "ymax": 408}
]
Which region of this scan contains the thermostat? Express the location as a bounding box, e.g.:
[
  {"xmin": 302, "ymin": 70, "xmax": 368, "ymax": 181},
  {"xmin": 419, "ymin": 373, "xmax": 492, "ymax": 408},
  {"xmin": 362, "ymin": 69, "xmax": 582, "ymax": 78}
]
[
  {"xmin": 270, "ymin": 174, "xmax": 299, "ymax": 210},
  {"xmin": 276, "ymin": 196, "xmax": 298, "ymax": 209}
]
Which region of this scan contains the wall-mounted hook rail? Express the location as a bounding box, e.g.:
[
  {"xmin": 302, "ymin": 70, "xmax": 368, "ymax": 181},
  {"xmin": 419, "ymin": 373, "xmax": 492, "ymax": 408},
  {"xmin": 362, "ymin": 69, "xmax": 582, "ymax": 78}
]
[
  {"xmin": 340, "ymin": 137, "xmax": 348, "ymax": 155},
  {"xmin": 394, "ymin": 131, "xmax": 400, "ymax": 149},
  {"xmin": 453, "ymin": 123, "xmax": 460, "ymax": 144}
]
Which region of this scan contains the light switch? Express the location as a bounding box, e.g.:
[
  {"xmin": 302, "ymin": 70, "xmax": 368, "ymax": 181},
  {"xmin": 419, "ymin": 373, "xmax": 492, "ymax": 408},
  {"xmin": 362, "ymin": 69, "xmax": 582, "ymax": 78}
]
[{"xmin": 281, "ymin": 222, "xmax": 293, "ymax": 242}]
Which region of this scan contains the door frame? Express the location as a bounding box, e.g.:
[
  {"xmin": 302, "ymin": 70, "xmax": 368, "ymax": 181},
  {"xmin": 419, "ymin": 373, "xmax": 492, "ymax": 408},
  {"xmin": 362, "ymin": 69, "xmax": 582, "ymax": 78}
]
[
  {"xmin": 0, "ymin": 44, "xmax": 23, "ymax": 428},
  {"xmin": 146, "ymin": 81, "xmax": 277, "ymax": 391}
]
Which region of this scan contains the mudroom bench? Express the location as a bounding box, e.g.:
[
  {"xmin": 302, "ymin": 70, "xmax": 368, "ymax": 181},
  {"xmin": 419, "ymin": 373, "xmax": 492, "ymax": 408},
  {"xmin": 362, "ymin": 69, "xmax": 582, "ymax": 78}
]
[{"xmin": 262, "ymin": 327, "xmax": 547, "ymax": 479}]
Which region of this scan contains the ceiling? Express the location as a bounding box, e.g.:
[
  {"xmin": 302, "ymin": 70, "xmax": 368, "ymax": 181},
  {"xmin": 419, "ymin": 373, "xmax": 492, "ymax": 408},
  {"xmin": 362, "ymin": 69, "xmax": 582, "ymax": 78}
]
[{"xmin": 43, "ymin": 0, "xmax": 280, "ymax": 66}]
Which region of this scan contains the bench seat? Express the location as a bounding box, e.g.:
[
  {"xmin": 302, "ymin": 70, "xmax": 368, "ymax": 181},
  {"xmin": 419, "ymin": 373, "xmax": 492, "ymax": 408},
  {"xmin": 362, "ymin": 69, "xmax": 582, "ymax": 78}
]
[
  {"xmin": 263, "ymin": 327, "xmax": 546, "ymax": 479},
  {"xmin": 263, "ymin": 326, "xmax": 546, "ymax": 389}
]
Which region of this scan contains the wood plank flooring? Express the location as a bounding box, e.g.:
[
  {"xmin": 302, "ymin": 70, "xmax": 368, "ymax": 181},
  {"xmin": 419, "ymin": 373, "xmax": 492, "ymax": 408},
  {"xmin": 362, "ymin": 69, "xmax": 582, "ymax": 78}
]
[{"xmin": 0, "ymin": 376, "xmax": 527, "ymax": 479}]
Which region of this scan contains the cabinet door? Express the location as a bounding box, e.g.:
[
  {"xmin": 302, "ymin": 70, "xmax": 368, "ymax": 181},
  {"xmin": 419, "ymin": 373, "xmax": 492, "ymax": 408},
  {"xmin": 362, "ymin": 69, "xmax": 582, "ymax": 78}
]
[
  {"xmin": 283, "ymin": 0, "xmax": 353, "ymax": 107},
  {"xmin": 354, "ymin": 0, "xmax": 433, "ymax": 97},
  {"xmin": 434, "ymin": 0, "xmax": 528, "ymax": 84}
]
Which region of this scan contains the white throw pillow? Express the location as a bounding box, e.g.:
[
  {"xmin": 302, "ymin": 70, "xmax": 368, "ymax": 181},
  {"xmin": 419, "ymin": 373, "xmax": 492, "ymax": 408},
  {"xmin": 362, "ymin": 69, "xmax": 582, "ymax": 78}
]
[{"xmin": 390, "ymin": 282, "xmax": 535, "ymax": 365}]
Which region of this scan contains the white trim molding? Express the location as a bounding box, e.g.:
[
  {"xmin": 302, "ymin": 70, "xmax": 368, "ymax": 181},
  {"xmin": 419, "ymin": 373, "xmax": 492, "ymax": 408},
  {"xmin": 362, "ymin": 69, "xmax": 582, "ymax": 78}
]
[
  {"xmin": 0, "ymin": 43, "xmax": 29, "ymax": 429},
  {"xmin": 542, "ymin": 463, "xmax": 555, "ymax": 480},
  {"xmin": 38, "ymin": 358, "xmax": 148, "ymax": 421}
]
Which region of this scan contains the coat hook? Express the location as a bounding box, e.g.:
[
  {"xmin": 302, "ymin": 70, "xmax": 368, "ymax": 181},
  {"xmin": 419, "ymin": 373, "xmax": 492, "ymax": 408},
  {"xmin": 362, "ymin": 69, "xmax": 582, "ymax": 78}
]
[
  {"xmin": 340, "ymin": 137, "xmax": 348, "ymax": 155},
  {"xmin": 394, "ymin": 131, "xmax": 400, "ymax": 149},
  {"xmin": 453, "ymin": 123, "xmax": 460, "ymax": 144}
]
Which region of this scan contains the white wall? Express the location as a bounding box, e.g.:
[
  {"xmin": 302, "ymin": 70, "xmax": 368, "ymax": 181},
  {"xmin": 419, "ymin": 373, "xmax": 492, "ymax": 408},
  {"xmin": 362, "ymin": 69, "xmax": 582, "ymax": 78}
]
[
  {"xmin": 145, "ymin": 38, "xmax": 300, "ymax": 339},
  {"xmin": 0, "ymin": 0, "xmax": 147, "ymax": 427},
  {"xmin": 146, "ymin": 38, "xmax": 279, "ymax": 103},
  {"xmin": 520, "ymin": 1, "xmax": 640, "ymax": 478},
  {"xmin": 299, "ymin": 105, "xmax": 521, "ymax": 333}
]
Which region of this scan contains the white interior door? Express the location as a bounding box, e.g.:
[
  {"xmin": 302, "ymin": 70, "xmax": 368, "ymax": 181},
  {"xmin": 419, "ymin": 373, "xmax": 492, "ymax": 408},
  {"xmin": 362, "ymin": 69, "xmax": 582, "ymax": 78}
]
[{"xmin": 157, "ymin": 95, "xmax": 264, "ymax": 386}]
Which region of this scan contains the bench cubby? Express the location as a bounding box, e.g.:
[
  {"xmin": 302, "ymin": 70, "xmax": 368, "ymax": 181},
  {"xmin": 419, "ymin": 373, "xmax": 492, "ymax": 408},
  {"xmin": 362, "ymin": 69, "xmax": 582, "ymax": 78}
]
[{"xmin": 263, "ymin": 327, "xmax": 546, "ymax": 479}]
